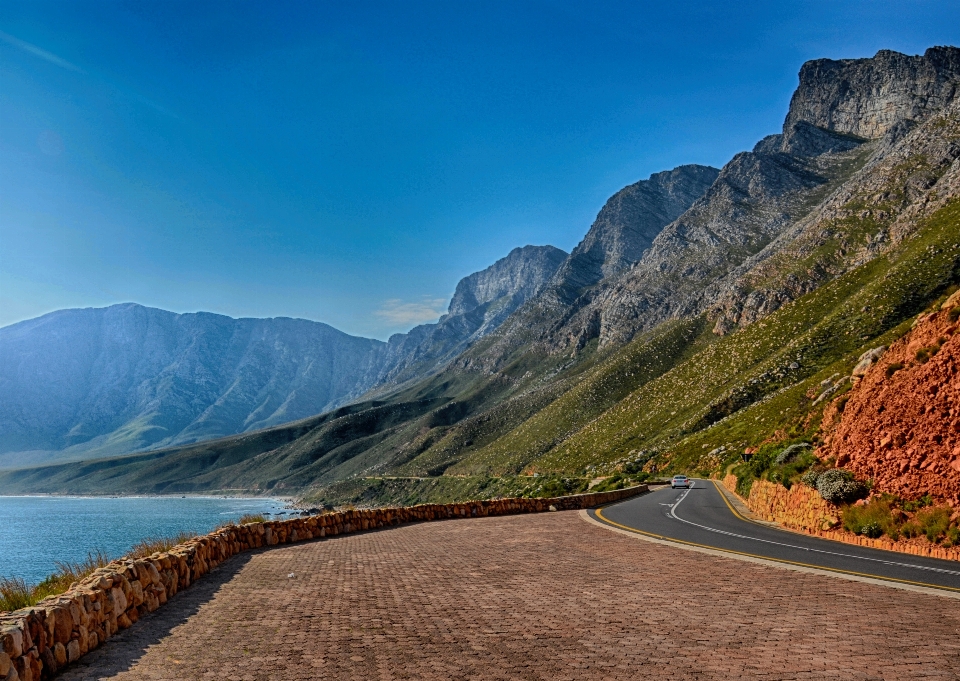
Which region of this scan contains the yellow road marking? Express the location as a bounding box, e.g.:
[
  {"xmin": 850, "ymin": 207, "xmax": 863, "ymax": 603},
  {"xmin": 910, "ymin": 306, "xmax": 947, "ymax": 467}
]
[{"xmin": 593, "ymin": 495, "xmax": 960, "ymax": 594}]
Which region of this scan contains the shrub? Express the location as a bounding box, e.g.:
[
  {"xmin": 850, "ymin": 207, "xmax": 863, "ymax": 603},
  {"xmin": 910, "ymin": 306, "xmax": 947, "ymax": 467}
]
[
  {"xmin": 800, "ymin": 469, "xmax": 821, "ymax": 487},
  {"xmin": 949, "ymin": 306, "xmax": 960, "ymax": 322},
  {"xmin": 815, "ymin": 469, "xmax": 866, "ymax": 504},
  {"xmin": 128, "ymin": 533, "xmax": 196, "ymax": 558},
  {"xmin": 774, "ymin": 443, "xmax": 811, "ymax": 466},
  {"xmin": 902, "ymin": 521, "xmax": 921, "ymax": 539},
  {"xmin": 945, "ymin": 526, "xmax": 960, "ymax": 548},
  {"xmin": 836, "ymin": 394, "xmax": 851, "ymax": 413},
  {"xmin": 238, "ymin": 513, "xmax": 267, "ymax": 524},
  {"xmin": 902, "ymin": 494, "xmax": 933, "ymax": 512},
  {"xmin": 885, "ymin": 362, "xmax": 904, "ymax": 378},
  {"xmin": 841, "ymin": 499, "xmax": 897, "ymax": 538},
  {"xmin": 915, "ymin": 506, "xmax": 952, "ymax": 543}
]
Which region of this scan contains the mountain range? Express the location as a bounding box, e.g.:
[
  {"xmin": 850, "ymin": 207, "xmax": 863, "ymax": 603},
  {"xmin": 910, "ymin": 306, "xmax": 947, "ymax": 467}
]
[{"xmin": 0, "ymin": 46, "xmax": 958, "ymax": 501}]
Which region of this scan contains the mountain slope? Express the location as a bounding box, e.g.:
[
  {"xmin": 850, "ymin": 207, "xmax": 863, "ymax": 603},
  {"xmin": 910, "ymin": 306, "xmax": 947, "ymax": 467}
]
[
  {"xmin": 373, "ymin": 245, "xmax": 567, "ymax": 386},
  {"xmin": 0, "ymin": 245, "xmax": 567, "ymax": 466},
  {"xmin": 1, "ymin": 47, "xmax": 957, "ymax": 500}
]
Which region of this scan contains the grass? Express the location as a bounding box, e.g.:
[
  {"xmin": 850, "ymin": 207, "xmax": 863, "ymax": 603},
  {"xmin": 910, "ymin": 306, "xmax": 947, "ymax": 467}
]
[
  {"xmin": 1, "ymin": 550, "xmax": 112, "ymax": 611},
  {"xmin": 0, "ymin": 531, "xmax": 201, "ymax": 613}
]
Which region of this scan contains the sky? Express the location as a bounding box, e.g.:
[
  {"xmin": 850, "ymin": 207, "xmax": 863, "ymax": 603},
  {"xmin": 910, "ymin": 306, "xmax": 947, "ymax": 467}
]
[{"xmin": 1, "ymin": 1, "xmax": 958, "ymax": 340}]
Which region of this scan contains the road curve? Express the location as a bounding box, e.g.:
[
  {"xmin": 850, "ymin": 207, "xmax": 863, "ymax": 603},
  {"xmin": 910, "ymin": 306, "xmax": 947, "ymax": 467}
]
[{"xmin": 589, "ymin": 480, "xmax": 960, "ymax": 594}]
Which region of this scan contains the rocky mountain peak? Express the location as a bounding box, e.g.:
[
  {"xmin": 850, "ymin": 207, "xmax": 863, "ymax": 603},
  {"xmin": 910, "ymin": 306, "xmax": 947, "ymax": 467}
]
[
  {"xmin": 784, "ymin": 46, "xmax": 960, "ymax": 140},
  {"xmin": 447, "ymin": 245, "xmax": 567, "ymax": 317},
  {"xmin": 548, "ymin": 164, "xmax": 720, "ymax": 297}
]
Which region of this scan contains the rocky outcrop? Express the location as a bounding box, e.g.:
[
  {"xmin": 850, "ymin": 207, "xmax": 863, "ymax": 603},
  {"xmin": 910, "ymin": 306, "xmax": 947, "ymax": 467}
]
[
  {"xmin": 823, "ymin": 292, "xmax": 960, "ymax": 504},
  {"xmin": 784, "ymin": 46, "xmax": 960, "ymax": 140},
  {"xmin": 708, "ymin": 98, "xmax": 960, "ymax": 336}
]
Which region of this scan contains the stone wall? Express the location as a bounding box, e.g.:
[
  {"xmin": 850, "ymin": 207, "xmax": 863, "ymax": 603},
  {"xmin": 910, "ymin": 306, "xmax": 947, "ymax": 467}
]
[
  {"xmin": 722, "ymin": 475, "xmax": 960, "ymax": 561},
  {"xmin": 0, "ymin": 485, "xmax": 646, "ymax": 681},
  {"xmin": 742, "ymin": 478, "xmax": 838, "ymax": 532}
]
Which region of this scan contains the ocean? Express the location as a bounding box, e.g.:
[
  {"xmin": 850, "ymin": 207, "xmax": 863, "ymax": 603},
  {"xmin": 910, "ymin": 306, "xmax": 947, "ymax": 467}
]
[{"xmin": 0, "ymin": 495, "xmax": 290, "ymax": 584}]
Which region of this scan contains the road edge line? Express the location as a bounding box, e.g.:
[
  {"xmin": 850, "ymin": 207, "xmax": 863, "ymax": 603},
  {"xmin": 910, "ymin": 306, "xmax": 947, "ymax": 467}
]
[{"xmin": 579, "ymin": 508, "xmax": 960, "ymax": 601}]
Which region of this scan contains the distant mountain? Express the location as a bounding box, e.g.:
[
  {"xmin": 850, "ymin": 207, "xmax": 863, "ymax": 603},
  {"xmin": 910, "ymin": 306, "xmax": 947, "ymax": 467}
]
[
  {"xmin": 0, "ymin": 245, "xmax": 568, "ymax": 466},
  {"xmin": 0, "ymin": 305, "xmax": 386, "ymax": 465}
]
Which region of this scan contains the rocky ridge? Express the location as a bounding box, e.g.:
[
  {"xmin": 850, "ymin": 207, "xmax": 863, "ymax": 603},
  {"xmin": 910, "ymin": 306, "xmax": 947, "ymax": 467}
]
[{"xmin": 468, "ymin": 46, "xmax": 960, "ymax": 365}]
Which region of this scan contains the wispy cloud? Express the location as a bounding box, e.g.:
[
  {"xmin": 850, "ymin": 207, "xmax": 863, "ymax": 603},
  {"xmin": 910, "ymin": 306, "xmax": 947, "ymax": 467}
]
[
  {"xmin": 374, "ymin": 297, "xmax": 447, "ymax": 325},
  {"xmin": 0, "ymin": 30, "xmax": 85, "ymax": 73}
]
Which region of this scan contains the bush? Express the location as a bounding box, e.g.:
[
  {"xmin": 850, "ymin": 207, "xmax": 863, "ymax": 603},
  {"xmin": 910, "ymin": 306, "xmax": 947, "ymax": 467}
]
[
  {"xmin": 800, "ymin": 469, "xmax": 821, "ymax": 487},
  {"xmin": 902, "ymin": 494, "xmax": 933, "ymax": 512},
  {"xmin": 816, "ymin": 469, "xmax": 867, "ymax": 504},
  {"xmin": 842, "ymin": 499, "xmax": 897, "ymax": 538},
  {"xmin": 128, "ymin": 533, "xmax": 196, "ymax": 557},
  {"xmin": 885, "ymin": 362, "xmax": 904, "ymax": 378},
  {"xmin": 949, "ymin": 306, "xmax": 960, "ymax": 322},
  {"xmin": 916, "ymin": 506, "xmax": 952, "ymax": 543},
  {"xmin": 238, "ymin": 513, "xmax": 267, "ymax": 524},
  {"xmin": 774, "ymin": 443, "xmax": 811, "ymax": 466},
  {"xmin": 945, "ymin": 526, "xmax": 960, "ymax": 548}
]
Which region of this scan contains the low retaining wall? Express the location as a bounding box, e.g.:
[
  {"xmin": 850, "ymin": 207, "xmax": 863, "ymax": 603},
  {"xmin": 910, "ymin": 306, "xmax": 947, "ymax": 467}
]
[
  {"xmin": 721, "ymin": 475, "xmax": 960, "ymax": 561},
  {"xmin": 0, "ymin": 485, "xmax": 645, "ymax": 681},
  {"xmin": 730, "ymin": 476, "xmax": 837, "ymax": 532}
]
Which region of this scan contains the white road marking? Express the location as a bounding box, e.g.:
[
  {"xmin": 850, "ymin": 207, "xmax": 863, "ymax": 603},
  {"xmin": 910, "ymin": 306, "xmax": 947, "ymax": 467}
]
[{"xmin": 664, "ymin": 483, "xmax": 960, "ymax": 577}]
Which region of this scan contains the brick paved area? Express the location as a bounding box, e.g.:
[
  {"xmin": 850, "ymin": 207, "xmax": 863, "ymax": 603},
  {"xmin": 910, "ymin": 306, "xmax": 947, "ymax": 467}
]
[{"xmin": 59, "ymin": 511, "xmax": 960, "ymax": 680}]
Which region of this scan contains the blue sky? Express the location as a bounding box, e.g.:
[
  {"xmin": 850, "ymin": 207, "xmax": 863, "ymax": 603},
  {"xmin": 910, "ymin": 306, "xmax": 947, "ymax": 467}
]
[{"xmin": 1, "ymin": 1, "xmax": 958, "ymax": 339}]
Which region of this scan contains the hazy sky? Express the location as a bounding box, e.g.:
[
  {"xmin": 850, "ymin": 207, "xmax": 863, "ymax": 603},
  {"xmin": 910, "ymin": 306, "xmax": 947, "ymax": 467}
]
[{"xmin": 1, "ymin": 1, "xmax": 958, "ymax": 339}]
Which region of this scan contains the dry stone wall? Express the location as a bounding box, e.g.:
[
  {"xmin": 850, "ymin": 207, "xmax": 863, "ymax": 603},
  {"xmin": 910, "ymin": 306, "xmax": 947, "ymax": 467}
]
[
  {"xmin": 722, "ymin": 475, "xmax": 960, "ymax": 561},
  {"xmin": 0, "ymin": 485, "xmax": 646, "ymax": 681}
]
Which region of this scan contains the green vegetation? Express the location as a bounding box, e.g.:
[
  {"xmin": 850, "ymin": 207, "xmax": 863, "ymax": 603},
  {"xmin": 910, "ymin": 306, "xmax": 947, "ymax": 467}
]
[
  {"xmin": 237, "ymin": 513, "xmax": 268, "ymax": 524},
  {"xmin": 1, "ymin": 550, "xmax": 111, "ymax": 611},
  {"xmin": 839, "ymin": 495, "xmax": 959, "ymax": 546},
  {"xmin": 0, "ymin": 531, "xmax": 204, "ymax": 612},
  {"xmin": 842, "ymin": 498, "xmax": 898, "ymax": 539}
]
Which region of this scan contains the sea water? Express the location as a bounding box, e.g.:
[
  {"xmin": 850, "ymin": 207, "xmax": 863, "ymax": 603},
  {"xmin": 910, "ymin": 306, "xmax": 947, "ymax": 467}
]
[{"xmin": 0, "ymin": 496, "xmax": 289, "ymax": 584}]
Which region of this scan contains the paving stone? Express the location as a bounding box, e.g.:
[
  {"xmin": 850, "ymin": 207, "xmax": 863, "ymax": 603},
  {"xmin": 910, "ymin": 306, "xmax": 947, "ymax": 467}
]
[{"xmin": 56, "ymin": 511, "xmax": 960, "ymax": 680}]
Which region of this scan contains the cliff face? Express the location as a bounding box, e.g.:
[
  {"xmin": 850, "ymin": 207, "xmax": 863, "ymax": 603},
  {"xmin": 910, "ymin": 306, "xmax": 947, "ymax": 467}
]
[
  {"xmin": 447, "ymin": 246, "xmax": 567, "ymax": 317},
  {"xmin": 784, "ymin": 47, "xmax": 960, "ymax": 140},
  {"xmin": 471, "ymin": 47, "xmax": 960, "ymax": 361},
  {"xmin": 549, "ymin": 165, "xmax": 719, "ymax": 296},
  {"xmin": 825, "ymin": 292, "xmax": 960, "ymax": 505}
]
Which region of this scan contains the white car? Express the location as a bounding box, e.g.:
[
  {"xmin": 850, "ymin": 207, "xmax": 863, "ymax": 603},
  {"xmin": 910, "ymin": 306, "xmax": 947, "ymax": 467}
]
[{"xmin": 671, "ymin": 475, "xmax": 691, "ymax": 489}]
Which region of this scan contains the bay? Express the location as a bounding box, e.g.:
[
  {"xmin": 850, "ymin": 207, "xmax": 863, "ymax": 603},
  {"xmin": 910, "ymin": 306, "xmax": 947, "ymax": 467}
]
[{"xmin": 0, "ymin": 495, "xmax": 289, "ymax": 584}]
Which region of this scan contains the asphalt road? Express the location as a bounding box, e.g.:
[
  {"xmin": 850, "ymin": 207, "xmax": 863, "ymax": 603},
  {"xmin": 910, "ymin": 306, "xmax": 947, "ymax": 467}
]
[{"xmin": 590, "ymin": 480, "xmax": 960, "ymax": 594}]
